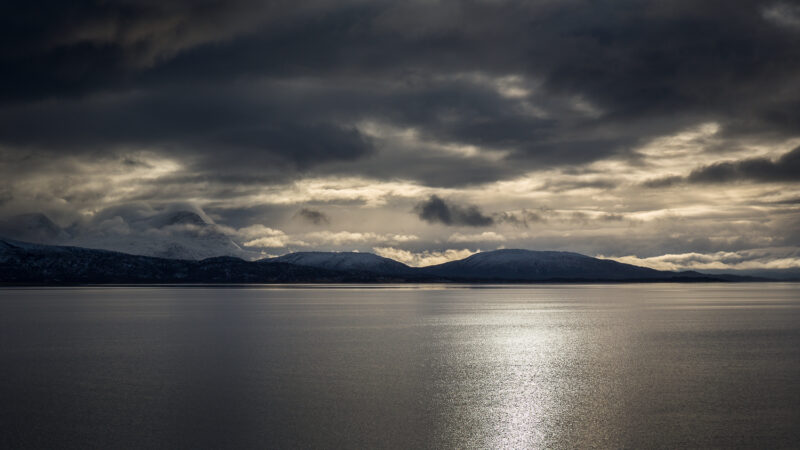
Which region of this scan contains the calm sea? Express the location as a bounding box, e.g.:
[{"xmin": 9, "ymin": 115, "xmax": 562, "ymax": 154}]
[{"xmin": 1, "ymin": 284, "xmax": 799, "ymax": 449}]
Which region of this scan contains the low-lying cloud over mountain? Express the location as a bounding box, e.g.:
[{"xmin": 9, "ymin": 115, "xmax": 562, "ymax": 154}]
[{"xmin": 1, "ymin": 0, "xmax": 799, "ymax": 274}]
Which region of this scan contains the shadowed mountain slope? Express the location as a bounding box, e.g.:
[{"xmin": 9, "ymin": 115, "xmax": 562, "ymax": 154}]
[
  {"xmin": 422, "ymin": 249, "xmax": 667, "ymax": 281},
  {"xmin": 268, "ymin": 252, "xmax": 416, "ymax": 275},
  {"xmin": 1, "ymin": 239, "xmax": 762, "ymax": 284}
]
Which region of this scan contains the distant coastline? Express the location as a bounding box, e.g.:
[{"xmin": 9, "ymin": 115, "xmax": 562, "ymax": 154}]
[{"xmin": 1, "ymin": 238, "xmax": 772, "ymax": 285}]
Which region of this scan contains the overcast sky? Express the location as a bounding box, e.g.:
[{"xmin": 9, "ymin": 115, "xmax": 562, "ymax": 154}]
[{"xmin": 1, "ymin": 0, "xmax": 800, "ymax": 270}]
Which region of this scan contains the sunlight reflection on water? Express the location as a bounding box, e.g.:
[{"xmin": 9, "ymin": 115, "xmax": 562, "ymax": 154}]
[{"xmin": 1, "ymin": 284, "xmax": 799, "ymax": 449}]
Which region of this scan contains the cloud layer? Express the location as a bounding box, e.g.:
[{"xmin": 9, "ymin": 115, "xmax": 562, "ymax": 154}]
[{"xmin": 1, "ymin": 0, "xmax": 800, "ymax": 272}]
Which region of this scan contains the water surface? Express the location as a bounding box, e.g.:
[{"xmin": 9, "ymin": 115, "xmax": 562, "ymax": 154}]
[{"xmin": 1, "ymin": 284, "xmax": 799, "ymax": 448}]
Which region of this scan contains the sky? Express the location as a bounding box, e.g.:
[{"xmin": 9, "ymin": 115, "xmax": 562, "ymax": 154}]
[{"xmin": 1, "ymin": 0, "xmax": 800, "ymax": 271}]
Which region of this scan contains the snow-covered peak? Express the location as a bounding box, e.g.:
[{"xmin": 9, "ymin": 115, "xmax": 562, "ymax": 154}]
[
  {"xmin": 424, "ymin": 248, "xmax": 662, "ymax": 280},
  {"xmin": 270, "ymin": 251, "xmax": 413, "ymax": 274},
  {"xmin": 64, "ymin": 207, "xmax": 253, "ymax": 261},
  {"xmin": 145, "ymin": 210, "xmax": 211, "ymax": 229}
]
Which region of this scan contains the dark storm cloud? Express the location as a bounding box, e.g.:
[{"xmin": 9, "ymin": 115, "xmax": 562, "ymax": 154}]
[
  {"xmin": 414, "ymin": 195, "xmax": 494, "ymax": 227},
  {"xmin": 688, "ymin": 146, "xmax": 800, "ymax": 183},
  {"xmin": 0, "ymin": 0, "xmax": 352, "ymax": 101},
  {"xmin": 774, "ymin": 197, "xmax": 800, "ymax": 205},
  {"xmin": 0, "ymin": 85, "xmax": 373, "ymax": 172},
  {"xmin": 295, "ymin": 208, "xmax": 331, "ymax": 226},
  {"xmin": 643, "ymin": 146, "xmax": 800, "ymax": 186},
  {"xmin": 4, "ymin": 0, "xmax": 800, "ymax": 190}
]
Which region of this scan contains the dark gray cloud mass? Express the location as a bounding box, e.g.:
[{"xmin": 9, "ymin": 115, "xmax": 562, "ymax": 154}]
[
  {"xmin": 688, "ymin": 146, "xmax": 800, "ymax": 183},
  {"xmin": 3, "ymin": 0, "xmax": 800, "ymax": 182},
  {"xmin": 295, "ymin": 208, "xmax": 331, "ymax": 226},
  {"xmin": 415, "ymin": 195, "xmax": 494, "ymax": 227},
  {"xmin": 643, "ymin": 146, "xmax": 800, "ymax": 186}
]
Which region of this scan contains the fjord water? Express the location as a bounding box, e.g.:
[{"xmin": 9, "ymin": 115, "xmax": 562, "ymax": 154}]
[{"xmin": 1, "ymin": 285, "xmax": 799, "ymax": 449}]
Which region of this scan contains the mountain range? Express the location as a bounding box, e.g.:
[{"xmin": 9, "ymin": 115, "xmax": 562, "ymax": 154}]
[
  {"xmin": 0, "ymin": 237, "xmax": 764, "ymax": 284},
  {"xmin": 0, "ymin": 211, "xmax": 257, "ymax": 261}
]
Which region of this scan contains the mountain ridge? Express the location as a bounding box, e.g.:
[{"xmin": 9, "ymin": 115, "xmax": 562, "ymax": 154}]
[
  {"xmin": 267, "ymin": 251, "xmax": 416, "ymax": 275},
  {"xmin": 0, "ymin": 237, "xmax": 767, "ymax": 284},
  {"xmin": 0, "ymin": 211, "xmax": 257, "ymax": 261}
]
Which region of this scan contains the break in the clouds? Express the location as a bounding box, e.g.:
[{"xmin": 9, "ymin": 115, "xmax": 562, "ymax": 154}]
[{"xmin": 1, "ymin": 0, "xmax": 800, "ymax": 273}]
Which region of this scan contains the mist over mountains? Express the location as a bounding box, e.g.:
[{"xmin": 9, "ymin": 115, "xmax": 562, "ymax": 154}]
[{"xmin": 0, "ymin": 209, "xmax": 257, "ymax": 261}]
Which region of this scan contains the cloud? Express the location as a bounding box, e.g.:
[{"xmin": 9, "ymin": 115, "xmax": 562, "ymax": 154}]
[
  {"xmin": 0, "ymin": 187, "xmax": 12, "ymax": 206},
  {"xmin": 6, "ymin": 0, "xmax": 800, "ymax": 187},
  {"xmin": 0, "ymin": 202, "xmax": 259, "ymax": 260},
  {"xmin": 763, "ymin": 3, "xmax": 800, "ymax": 29},
  {"xmin": 0, "ymin": 87, "xmax": 375, "ymax": 174},
  {"xmin": 243, "ymin": 235, "xmax": 300, "ymax": 248},
  {"xmin": 238, "ymin": 227, "xmax": 418, "ymax": 248},
  {"xmin": 372, "ymin": 247, "xmax": 478, "ymax": 267},
  {"xmin": 238, "ymin": 225, "xmax": 308, "ymax": 248},
  {"xmin": 642, "ymin": 175, "xmax": 684, "ymax": 188},
  {"xmin": 601, "ymin": 247, "xmax": 800, "ymax": 271},
  {"xmin": 295, "ymin": 208, "xmax": 331, "ymax": 225},
  {"xmin": 643, "ymin": 146, "xmax": 800, "ymax": 186},
  {"xmin": 414, "ymin": 195, "xmax": 494, "ymax": 227},
  {"xmin": 494, "ymin": 210, "xmax": 545, "ymax": 227},
  {"xmin": 303, "ymin": 231, "xmax": 418, "ymax": 246},
  {"xmin": 687, "ymin": 146, "xmax": 800, "ymax": 183},
  {"xmin": 448, "ymin": 231, "xmax": 506, "ymax": 243}
]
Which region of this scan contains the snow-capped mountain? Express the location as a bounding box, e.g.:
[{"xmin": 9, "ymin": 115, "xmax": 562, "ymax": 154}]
[
  {"xmin": 268, "ymin": 251, "xmax": 415, "ymax": 275},
  {"xmin": 0, "ymin": 238, "xmax": 347, "ymax": 283},
  {"xmin": 71, "ymin": 210, "xmax": 255, "ymax": 260},
  {"xmin": 0, "ymin": 238, "xmax": 762, "ymax": 284},
  {"xmin": 422, "ymin": 249, "xmax": 686, "ymax": 281},
  {"xmin": 0, "ymin": 210, "xmax": 259, "ymax": 261},
  {"xmin": 144, "ymin": 210, "xmax": 211, "ymax": 228}
]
